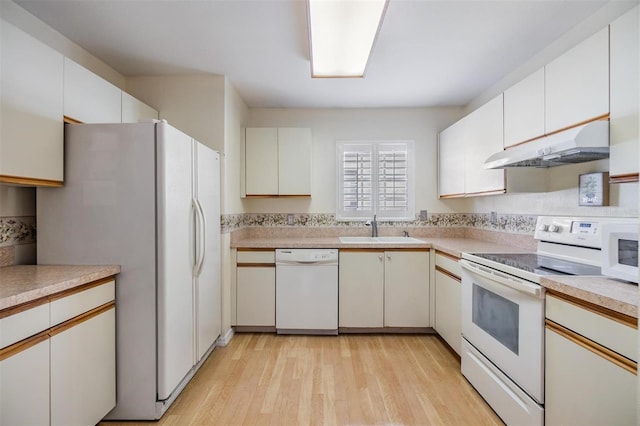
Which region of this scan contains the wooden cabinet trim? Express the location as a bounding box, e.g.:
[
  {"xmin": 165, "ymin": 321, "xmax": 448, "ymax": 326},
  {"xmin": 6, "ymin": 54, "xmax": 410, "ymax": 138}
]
[
  {"xmin": 49, "ymin": 301, "xmax": 115, "ymax": 337},
  {"xmin": 0, "ymin": 296, "xmax": 50, "ymax": 319},
  {"xmin": 435, "ymin": 265, "xmax": 461, "ymax": 282},
  {"xmin": 48, "ymin": 276, "xmax": 115, "ymax": 302},
  {"xmin": 237, "ymin": 263, "xmax": 276, "ymax": 268},
  {"xmin": 340, "ymin": 248, "xmax": 429, "ymax": 252},
  {"xmin": 63, "ymin": 115, "xmax": 82, "ymax": 124},
  {"xmin": 609, "ymin": 173, "xmax": 639, "ymax": 184},
  {"xmin": 546, "ymin": 319, "xmax": 636, "ymax": 375},
  {"xmin": 464, "ymin": 189, "xmax": 506, "ymax": 197},
  {"xmin": 0, "ymin": 174, "xmax": 63, "ymax": 187},
  {"xmin": 0, "ymin": 331, "xmax": 49, "ymax": 361},
  {"xmin": 439, "ymin": 193, "xmax": 465, "ymax": 199},
  {"xmin": 435, "ymin": 250, "xmax": 460, "ymax": 262},
  {"xmin": 504, "ymin": 114, "xmax": 610, "ymax": 149},
  {"xmin": 546, "ymin": 289, "xmax": 637, "ymax": 329}
]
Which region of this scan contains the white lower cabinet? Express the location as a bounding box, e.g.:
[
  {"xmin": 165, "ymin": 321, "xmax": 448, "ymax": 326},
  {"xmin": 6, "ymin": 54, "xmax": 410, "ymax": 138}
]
[
  {"xmin": 0, "ymin": 277, "xmax": 116, "ymax": 426},
  {"xmin": 0, "ymin": 336, "xmax": 50, "ymax": 426},
  {"xmin": 339, "ymin": 251, "xmax": 385, "ymax": 328},
  {"xmin": 236, "ymin": 267, "xmax": 276, "ymax": 327},
  {"xmin": 235, "ymin": 250, "xmax": 276, "ymax": 329},
  {"xmin": 339, "ymin": 250, "xmax": 429, "ymax": 329},
  {"xmin": 433, "ymin": 252, "xmax": 461, "ymax": 355},
  {"xmin": 384, "ymin": 251, "xmax": 430, "ymax": 327},
  {"xmin": 545, "ymin": 293, "xmax": 637, "ymax": 426},
  {"xmin": 50, "ymin": 306, "xmax": 116, "ymax": 426}
]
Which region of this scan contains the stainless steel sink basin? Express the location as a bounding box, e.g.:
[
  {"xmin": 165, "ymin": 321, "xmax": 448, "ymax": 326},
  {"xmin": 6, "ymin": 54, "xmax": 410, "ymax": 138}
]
[{"xmin": 339, "ymin": 236, "xmax": 424, "ymax": 244}]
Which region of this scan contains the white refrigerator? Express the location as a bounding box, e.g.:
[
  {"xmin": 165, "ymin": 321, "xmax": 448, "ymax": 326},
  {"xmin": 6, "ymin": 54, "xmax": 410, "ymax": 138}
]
[{"xmin": 37, "ymin": 121, "xmax": 221, "ymax": 420}]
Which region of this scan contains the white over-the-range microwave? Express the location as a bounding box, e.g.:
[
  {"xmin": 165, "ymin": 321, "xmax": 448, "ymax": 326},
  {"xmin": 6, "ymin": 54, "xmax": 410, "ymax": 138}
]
[{"xmin": 601, "ymin": 221, "xmax": 639, "ymax": 284}]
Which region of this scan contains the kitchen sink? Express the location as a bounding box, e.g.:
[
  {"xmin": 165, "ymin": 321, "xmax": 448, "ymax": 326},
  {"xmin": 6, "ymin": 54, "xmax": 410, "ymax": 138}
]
[{"xmin": 339, "ymin": 236, "xmax": 425, "ymax": 244}]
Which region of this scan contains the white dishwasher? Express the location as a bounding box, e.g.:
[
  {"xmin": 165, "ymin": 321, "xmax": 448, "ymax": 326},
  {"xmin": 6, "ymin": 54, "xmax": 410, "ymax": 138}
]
[{"xmin": 275, "ymin": 249, "xmax": 339, "ymax": 335}]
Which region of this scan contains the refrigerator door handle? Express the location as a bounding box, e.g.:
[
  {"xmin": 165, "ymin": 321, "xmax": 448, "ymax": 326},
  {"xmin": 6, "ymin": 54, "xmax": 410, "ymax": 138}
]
[{"xmin": 195, "ymin": 199, "xmax": 206, "ymax": 277}]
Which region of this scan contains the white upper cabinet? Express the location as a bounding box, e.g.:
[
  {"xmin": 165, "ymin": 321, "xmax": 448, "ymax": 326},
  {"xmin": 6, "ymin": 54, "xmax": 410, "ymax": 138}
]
[
  {"xmin": 243, "ymin": 127, "xmax": 312, "ymax": 197},
  {"xmin": 464, "ymin": 94, "xmax": 505, "ymax": 196},
  {"xmin": 545, "ymin": 27, "xmax": 609, "ymax": 133},
  {"xmin": 1, "ymin": 19, "xmax": 64, "ymax": 186},
  {"xmin": 438, "ymin": 116, "xmax": 467, "ymax": 197},
  {"xmin": 64, "ymin": 57, "xmax": 121, "ymax": 123},
  {"xmin": 503, "ymin": 68, "xmax": 545, "ymax": 148},
  {"xmin": 277, "ymin": 127, "xmax": 312, "ymax": 195},
  {"xmin": 121, "ymin": 92, "xmax": 158, "ymax": 123},
  {"xmin": 244, "ymin": 127, "xmax": 279, "ymax": 196},
  {"xmin": 609, "ymin": 6, "xmax": 639, "ymax": 182}
]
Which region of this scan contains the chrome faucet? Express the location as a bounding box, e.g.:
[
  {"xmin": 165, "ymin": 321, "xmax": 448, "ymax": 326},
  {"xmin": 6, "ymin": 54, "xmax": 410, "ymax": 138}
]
[{"xmin": 366, "ymin": 214, "xmax": 378, "ymax": 237}]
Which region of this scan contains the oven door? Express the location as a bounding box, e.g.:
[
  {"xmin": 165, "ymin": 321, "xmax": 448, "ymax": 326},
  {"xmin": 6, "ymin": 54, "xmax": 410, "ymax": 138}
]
[{"xmin": 460, "ymin": 259, "xmax": 544, "ymax": 403}]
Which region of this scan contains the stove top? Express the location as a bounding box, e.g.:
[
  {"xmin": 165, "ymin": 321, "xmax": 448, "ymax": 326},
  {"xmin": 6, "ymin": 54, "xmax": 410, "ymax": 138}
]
[{"xmin": 472, "ymin": 252, "xmax": 601, "ymax": 277}]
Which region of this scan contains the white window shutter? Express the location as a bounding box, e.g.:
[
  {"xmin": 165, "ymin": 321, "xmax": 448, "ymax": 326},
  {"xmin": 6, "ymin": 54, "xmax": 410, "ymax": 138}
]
[{"xmin": 337, "ymin": 141, "xmax": 414, "ymax": 221}]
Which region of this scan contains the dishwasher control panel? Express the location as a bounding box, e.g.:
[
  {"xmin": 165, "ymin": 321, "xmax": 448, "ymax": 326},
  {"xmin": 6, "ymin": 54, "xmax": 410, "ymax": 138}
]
[{"xmin": 275, "ymin": 249, "xmax": 339, "ymax": 264}]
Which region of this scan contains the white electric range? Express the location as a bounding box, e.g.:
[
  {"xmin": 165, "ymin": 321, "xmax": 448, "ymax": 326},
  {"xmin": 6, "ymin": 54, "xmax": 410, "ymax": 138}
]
[{"xmin": 459, "ymin": 215, "xmax": 635, "ymax": 426}]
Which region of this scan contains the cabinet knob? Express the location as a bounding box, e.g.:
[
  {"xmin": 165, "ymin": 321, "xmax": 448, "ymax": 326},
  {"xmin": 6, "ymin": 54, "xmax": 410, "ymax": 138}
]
[
  {"xmin": 379, "ymin": 255, "xmax": 383, "ymax": 261},
  {"xmin": 386, "ymin": 254, "xmax": 391, "ymax": 260}
]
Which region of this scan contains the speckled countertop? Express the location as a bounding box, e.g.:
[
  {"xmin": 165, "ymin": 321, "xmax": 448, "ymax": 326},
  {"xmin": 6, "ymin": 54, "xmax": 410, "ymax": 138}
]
[
  {"xmin": 0, "ymin": 265, "xmax": 121, "ymax": 311},
  {"xmin": 541, "ymin": 275, "xmax": 638, "ymax": 318},
  {"xmin": 233, "ymin": 235, "xmax": 638, "ymax": 319}
]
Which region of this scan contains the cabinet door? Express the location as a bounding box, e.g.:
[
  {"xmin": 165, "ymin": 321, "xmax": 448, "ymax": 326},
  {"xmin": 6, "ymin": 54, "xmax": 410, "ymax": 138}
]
[
  {"xmin": 503, "ymin": 68, "xmax": 545, "ymax": 148},
  {"xmin": 50, "ymin": 306, "xmax": 116, "ymax": 426},
  {"xmin": 545, "ymin": 325, "xmax": 636, "ymax": 426},
  {"xmin": 1, "ymin": 19, "xmax": 64, "ymax": 185},
  {"xmin": 609, "ymin": 6, "xmax": 639, "ymax": 181},
  {"xmin": 384, "ymin": 251, "xmax": 430, "ymax": 327},
  {"xmin": 545, "ymin": 27, "xmax": 609, "ymax": 133},
  {"xmin": 236, "ymin": 267, "xmax": 276, "ymax": 327},
  {"xmin": 438, "ymin": 118, "xmax": 466, "ymax": 197},
  {"xmin": 0, "ymin": 336, "xmax": 50, "ymax": 426},
  {"xmin": 339, "ymin": 251, "xmax": 384, "ymax": 328},
  {"xmin": 464, "ymin": 94, "xmax": 505, "ymax": 196},
  {"xmin": 121, "ymin": 91, "xmax": 158, "ymax": 123},
  {"xmin": 278, "ymin": 128, "xmax": 312, "ymax": 195},
  {"xmin": 434, "ymin": 269, "xmax": 461, "ymax": 355},
  {"xmin": 245, "ymin": 127, "xmax": 279, "ymax": 195},
  {"xmin": 64, "ymin": 57, "xmax": 121, "ymax": 123}
]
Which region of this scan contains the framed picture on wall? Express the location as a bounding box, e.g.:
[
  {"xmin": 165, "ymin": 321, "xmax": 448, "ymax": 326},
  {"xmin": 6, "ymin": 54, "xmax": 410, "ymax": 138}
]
[{"xmin": 578, "ymin": 172, "xmax": 609, "ymax": 206}]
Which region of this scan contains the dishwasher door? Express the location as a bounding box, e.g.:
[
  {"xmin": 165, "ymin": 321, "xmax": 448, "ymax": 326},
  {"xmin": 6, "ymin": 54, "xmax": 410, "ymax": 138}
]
[{"xmin": 275, "ymin": 249, "xmax": 339, "ymax": 335}]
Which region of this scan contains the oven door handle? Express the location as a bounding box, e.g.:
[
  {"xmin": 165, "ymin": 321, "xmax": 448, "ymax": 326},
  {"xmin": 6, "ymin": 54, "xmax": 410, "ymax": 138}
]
[{"xmin": 460, "ymin": 259, "xmax": 543, "ymax": 298}]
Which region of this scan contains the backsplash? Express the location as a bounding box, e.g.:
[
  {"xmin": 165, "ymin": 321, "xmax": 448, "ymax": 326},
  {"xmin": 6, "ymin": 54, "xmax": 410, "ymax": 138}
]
[
  {"xmin": 221, "ymin": 212, "xmax": 538, "ymax": 234},
  {"xmin": 0, "ymin": 216, "xmax": 37, "ymax": 267}
]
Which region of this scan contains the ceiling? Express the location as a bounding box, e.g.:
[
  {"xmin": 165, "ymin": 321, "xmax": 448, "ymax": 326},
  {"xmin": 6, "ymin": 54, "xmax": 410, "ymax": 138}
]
[{"xmin": 15, "ymin": 0, "xmax": 617, "ymax": 108}]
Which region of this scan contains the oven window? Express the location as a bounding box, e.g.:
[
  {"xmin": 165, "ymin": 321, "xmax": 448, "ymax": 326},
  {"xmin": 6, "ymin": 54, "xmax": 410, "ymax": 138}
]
[
  {"xmin": 472, "ymin": 284, "xmax": 519, "ymax": 355},
  {"xmin": 618, "ymin": 239, "xmax": 638, "ymax": 267}
]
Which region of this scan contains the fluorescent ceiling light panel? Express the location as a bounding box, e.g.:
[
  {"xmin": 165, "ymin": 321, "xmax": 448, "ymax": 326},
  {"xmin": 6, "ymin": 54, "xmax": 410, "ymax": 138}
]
[{"xmin": 308, "ymin": 0, "xmax": 388, "ymax": 78}]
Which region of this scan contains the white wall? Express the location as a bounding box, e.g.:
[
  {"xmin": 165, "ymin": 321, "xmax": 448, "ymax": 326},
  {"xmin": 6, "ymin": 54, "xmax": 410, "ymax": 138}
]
[
  {"xmin": 244, "ymin": 107, "xmax": 465, "ymax": 215},
  {"xmin": 224, "ymin": 80, "xmax": 249, "ymax": 215},
  {"xmin": 126, "ymin": 75, "xmax": 225, "ymax": 153}
]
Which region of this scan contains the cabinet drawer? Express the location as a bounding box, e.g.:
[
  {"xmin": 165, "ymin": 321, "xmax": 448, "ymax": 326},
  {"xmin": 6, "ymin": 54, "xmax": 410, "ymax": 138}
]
[
  {"xmin": 50, "ymin": 280, "xmax": 115, "ymax": 326},
  {"xmin": 435, "ymin": 252, "xmax": 461, "ymax": 277},
  {"xmin": 237, "ymin": 250, "xmax": 275, "ymax": 264},
  {"xmin": 546, "ymin": 294, "xmax": 636, "ymax": 361},
  {"xmin": 0, "ymin": 302, "xmax": 50, "ymax": 349}
]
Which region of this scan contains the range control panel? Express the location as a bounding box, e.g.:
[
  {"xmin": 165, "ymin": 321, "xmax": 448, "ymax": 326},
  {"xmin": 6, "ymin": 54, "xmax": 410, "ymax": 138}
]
[
  {"xmin": 534, "ymin": 216, "xmax": 604, "ymax": 248},
  {"xmin": 534, "ymin": 216, "xmax": 638, "ymax": 249}
]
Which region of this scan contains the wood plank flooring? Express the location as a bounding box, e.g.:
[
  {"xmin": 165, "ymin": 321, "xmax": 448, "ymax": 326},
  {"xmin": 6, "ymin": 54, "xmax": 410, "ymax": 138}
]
[{"xmin": 101, "ymin": 333, "xmax": 503, "ymax": 425}]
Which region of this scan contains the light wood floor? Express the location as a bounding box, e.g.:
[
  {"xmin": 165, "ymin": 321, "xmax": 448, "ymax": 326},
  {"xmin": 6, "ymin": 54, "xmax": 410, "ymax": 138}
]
[{"xmin": 102, "ymin": 333, "xmax": 503, "ymax": 426}]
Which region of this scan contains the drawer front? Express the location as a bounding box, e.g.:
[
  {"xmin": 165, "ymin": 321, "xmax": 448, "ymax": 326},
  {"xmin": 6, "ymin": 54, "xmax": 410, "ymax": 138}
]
[
  {"xmin": 435, "ymin": 252, "xmax": 461, "ymax": 277},
  {"xmin": 546, "ymin": 294, "xmax": 637, "ymax": 361},
  {"xmin": 50, "ymin": 280, "xmax": 115, "ymax": 326},
  {"xmin": 237, "ymin": 250, "xmax": 275, "ymax": 264},
  {"xmin": 0, "ymin": 303, "xmax": 50, "ymax": 349}
]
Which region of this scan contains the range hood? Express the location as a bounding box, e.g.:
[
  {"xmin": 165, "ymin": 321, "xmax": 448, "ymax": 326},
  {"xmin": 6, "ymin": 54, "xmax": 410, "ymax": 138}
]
[{"xmin": 484, "ymin": 120, "xmax": 609, "ymax": 169}]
